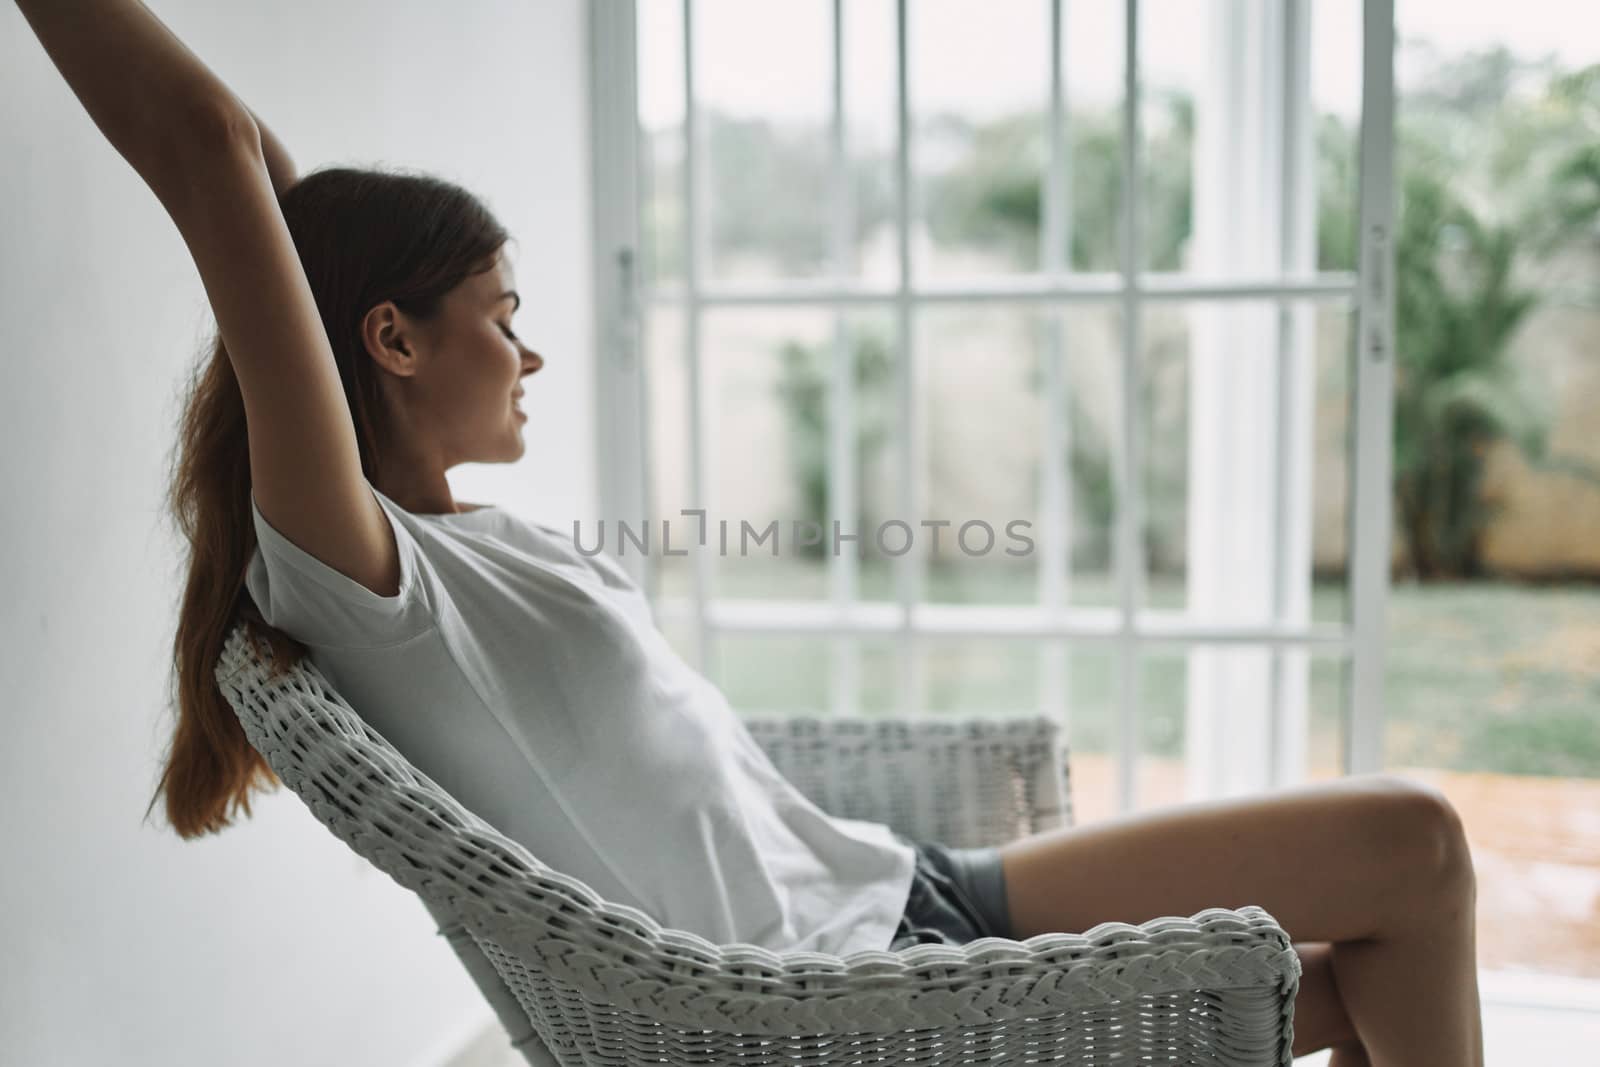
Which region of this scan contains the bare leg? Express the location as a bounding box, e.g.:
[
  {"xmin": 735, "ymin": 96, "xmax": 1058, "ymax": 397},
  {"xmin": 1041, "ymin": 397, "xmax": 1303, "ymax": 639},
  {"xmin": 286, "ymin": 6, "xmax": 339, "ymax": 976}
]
[
  {"xmin": 997, "ymin": 773, "xmax": 1483, "ymax": 1065},
  {"xmin": 1294, "ymin": 940, "xmax": 1375, "ymax": 1065},
  {"xmin": 1331, "ymin": 1041, "xmax": 1374, "ymax": 1067},
  {"xmin": 1328, "ymin": 814, "xmax": 1483, "ymax": 1067},
  {"xmin": 1292, "ymin": 941, "xmax": 1362, "ymax": 1058}
]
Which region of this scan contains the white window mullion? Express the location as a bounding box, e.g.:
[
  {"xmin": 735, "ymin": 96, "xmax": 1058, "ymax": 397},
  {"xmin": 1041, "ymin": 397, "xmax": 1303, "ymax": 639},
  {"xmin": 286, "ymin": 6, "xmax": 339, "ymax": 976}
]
[
  {"xmin": 893, "ymin": 0, "xmax": 925, "ymax": 717},
  {"xmin": 653, "ymin": 274, "xmax": 1358, "ymax": 308},
  {"xmin": 1185, "ymin": 0, "xmax": 1319, "ymax": 803},
  {"xmin": 1268, "ymin": 0, "xmax": 1317, "ymax": 789},
  {"xmin": 588, "ymin": 1, "xmax": 648, "ymax": 594},
  {"xmin": 682, "ymin": 0, "xmax": 711, "ymax": 675},
  {"xmin": 679, "ymin": 596, "xmax": 1348, "ymax": 644},
  {"xmin": 1037, "ymin": 0, "xmax": 1071, "ymax": 739},
  {"xmin": 827, "ymin": 0, "xmax": 859, "ymax": 717},
  {"xmin": 1348, "ymin": 0, "xmax": 1398, "ymax": 775},
  {"xmin": 1115, "ymin": 0, "xmax": 1145, "ymax": 816}
]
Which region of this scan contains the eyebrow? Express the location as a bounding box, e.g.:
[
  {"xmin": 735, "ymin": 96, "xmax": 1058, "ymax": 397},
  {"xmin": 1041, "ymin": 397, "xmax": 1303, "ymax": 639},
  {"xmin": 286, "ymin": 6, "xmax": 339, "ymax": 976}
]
[{"xmin": 497, "ymin": 290, "xmax": 521, "ymax": 312}]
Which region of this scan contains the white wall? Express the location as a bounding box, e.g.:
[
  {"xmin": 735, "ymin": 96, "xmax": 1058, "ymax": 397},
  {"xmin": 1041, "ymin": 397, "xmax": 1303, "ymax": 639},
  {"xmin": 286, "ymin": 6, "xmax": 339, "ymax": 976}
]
[{"xmin": 0, "ymin": 2, "xmax": 591, "ymax": 1064}]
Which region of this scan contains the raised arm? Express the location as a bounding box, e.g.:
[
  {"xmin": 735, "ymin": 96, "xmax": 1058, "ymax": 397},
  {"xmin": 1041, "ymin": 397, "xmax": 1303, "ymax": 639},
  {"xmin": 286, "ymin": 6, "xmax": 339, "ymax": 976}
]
[
  {"xmin": 15, "ymin": 0, "xmax": 405, "ymax": 600},
  {"xmin": 245, "ymin": 105, "xmax": 298, "ymax": 196}
]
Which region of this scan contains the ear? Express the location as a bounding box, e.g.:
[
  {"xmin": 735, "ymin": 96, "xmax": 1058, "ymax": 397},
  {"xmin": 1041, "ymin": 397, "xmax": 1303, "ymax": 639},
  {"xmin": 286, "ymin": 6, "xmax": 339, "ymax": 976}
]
[{"xmin": 361, "ymin": 300, "xmax": 419, "ymax": 378}]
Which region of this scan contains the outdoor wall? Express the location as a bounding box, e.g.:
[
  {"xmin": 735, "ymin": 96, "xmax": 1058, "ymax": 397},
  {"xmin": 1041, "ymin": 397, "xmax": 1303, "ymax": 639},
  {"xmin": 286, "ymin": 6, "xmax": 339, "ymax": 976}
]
[{"xmin": 0, "ymin": 2, "xmax": 591, "ymax": 1065}]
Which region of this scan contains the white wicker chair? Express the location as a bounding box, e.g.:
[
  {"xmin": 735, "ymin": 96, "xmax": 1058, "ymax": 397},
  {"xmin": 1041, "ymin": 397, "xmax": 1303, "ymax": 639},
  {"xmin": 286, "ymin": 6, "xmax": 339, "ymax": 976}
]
[{"xmin": 215, "ymin": 622, "xmax": 1301, "ymax": 1066}]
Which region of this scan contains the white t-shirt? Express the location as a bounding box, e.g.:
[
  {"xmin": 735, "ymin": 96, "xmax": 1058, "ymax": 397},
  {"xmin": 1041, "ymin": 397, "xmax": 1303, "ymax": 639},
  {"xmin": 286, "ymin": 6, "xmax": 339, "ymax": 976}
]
[{"xmin": 243, "ymin": 482, "xmax": 916, "ymax": 957}]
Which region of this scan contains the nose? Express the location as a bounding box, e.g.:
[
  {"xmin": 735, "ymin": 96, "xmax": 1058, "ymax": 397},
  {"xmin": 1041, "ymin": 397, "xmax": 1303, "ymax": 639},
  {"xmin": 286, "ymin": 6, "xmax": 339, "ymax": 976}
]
[{"xmin": 523, "ymin": 348, "xmax": 544, "ymax": 375}]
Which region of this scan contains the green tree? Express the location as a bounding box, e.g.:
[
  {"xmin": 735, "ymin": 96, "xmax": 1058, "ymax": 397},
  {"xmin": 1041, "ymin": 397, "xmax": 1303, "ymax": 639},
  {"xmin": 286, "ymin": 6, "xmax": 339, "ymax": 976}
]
[
  {"xmin": 644, "ymin": 113, "xmax": 897, "ymax": 279},
  {"xmin": 1391, "ymin": 166, "xmax": 1546, "ymax": 578},
  {"xmin": 1384, "ymin": 48, "xmax": 1600, "ymax": 576},
  {"xmin": 1543, "ymin": 65, "xmax": 1600, "ymax": 297},
  {"xmin": 761, "ymin": 49, "xmax": 1597, "ymax": 580}
]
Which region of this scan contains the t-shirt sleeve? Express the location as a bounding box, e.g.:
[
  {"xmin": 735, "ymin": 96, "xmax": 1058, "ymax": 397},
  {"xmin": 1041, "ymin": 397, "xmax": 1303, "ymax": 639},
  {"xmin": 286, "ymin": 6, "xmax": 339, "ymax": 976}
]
[{"xmin": 244, "ymin": 484, "xmax": 434, "ymax": 648}]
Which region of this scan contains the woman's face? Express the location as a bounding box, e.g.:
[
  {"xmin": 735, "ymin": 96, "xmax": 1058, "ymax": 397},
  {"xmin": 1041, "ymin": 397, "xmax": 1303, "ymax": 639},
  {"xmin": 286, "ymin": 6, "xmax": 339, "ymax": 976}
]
[{"xmin": 377, "ymin": 245, "xmax": 544, "ymax": 466}]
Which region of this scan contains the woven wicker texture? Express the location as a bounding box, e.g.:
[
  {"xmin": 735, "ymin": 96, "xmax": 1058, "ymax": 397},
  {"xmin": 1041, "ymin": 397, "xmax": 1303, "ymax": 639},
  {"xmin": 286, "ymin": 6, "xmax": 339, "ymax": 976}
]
[{"xmin": 216, "ymin": 622, "xmax": 1300, "ymax": 1065}]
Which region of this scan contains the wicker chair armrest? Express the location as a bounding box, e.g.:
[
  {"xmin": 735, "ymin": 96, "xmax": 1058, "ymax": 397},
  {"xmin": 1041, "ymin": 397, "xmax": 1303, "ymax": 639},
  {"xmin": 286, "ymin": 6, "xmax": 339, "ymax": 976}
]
[{"xmin": 463, "ymin": 897, "xmax": 1300, "ymax": 1045}]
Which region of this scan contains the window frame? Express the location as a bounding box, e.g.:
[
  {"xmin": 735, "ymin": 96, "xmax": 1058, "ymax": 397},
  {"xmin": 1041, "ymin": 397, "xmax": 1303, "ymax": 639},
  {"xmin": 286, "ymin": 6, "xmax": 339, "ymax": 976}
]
[{"xmin": 589, "ymin": 0, "xmax": 1397, "ymax": 812}]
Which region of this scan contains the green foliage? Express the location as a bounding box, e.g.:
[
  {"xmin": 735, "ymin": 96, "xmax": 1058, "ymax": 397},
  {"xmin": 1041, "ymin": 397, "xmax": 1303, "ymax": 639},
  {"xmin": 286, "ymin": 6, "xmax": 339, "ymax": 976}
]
[
  {"xmin": 1380, "ymin": 48, "xmax": 1600, "ymax": 577},
  {"xmin": 748, "ymin": 47, "xmax": 1598, "ymax": 582},
  {"xmin": 1391, "ymin": 166, "xmax": 1547, "ymax": 578},
  {"xmin": 1457, "ymin": 706, "xmax": 1600, "ymax": 778},
  {"xmin": 1316, "ymin": 114, "xmax": 1360, "ymax": 271},
  {"xmin": 650, "ymin": 114, "xmax": 897, "ymax": 278},
  {"xmin": 1544, "ymin": 65, "xmax": 1600, "ymax": 274},
  {"xmin": 918, "ymin": 94, "xmax": 1194, "ymax": 271}
]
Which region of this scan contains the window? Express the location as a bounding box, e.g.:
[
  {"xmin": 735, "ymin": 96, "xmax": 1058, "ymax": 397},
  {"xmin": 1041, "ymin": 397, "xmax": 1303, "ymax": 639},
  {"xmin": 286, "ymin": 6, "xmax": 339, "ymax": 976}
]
[{"xmin": 592, "ymin": 0, "xmax": 1397, "ymax": 817}]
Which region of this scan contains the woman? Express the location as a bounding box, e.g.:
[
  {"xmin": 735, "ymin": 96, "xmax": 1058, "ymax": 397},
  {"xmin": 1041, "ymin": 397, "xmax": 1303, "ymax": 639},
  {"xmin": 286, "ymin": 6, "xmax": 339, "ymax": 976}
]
[{"xmin": 16, "ymin": 2, "xmax": 1483, "ymax": 1063}]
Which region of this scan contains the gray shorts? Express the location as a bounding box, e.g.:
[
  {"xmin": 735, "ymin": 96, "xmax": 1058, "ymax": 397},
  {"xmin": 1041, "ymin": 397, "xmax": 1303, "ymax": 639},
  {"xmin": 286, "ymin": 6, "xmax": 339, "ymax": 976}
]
[{"xmin": 888, "ymin": 830, "xmax": 1013, "ymax": 950}]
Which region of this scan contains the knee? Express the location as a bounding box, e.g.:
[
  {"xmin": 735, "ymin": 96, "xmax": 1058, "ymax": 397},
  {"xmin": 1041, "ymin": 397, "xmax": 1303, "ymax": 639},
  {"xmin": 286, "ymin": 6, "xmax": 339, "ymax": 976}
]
[{"xmin": 1368, "ymin": 774, "xmax": 1476, "ymax": 904}]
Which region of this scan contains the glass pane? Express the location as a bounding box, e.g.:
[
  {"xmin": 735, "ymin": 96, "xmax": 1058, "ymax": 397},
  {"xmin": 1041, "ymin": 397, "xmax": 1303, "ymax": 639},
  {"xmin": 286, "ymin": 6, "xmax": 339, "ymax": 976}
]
[
  {"xmin": 1392, "ymin": 0, "xmax": 1600, "ymax": 984},
  {"xmin": 1137, "ymin": 651, "xmax": 1188, "ymax": 809},
  {"xmin": 713, "ymin": 634, "xmax": 904, "ymax": 717},
  {"xmin": 1311, "ymin": 304, "xmax": 1353, "ymax": 625},
  {"xmin": 1135, "ymin": 0, "xmax": 1198, "ymax": 273},
  {"xmin": 1307, "ymin": 652, "xmax": 1348, "ymax": 782},
  {"xmin": 847, "ymin": 314, "xmax": 902, "ymax": 602},
  {"xmin": 713, "ymin": 633, "xmax": 831, "ymax": 714},
  {"xmin": 1062, "ymin": 0, "xmax": 1127, "ymax": 273},
  {"xmin": 655, "ymin": 610, "xmax": 699, "ymax": 670},
  {"xmin": 695, "ymin": 0, "xmax": 832, "ymax": 281},
  {"xmin": 1311, "ymin": 0, "xmax": 1361, "ymax": 273},
  {"xmin": 842, "ymin": 0, "xmax": 899, "ymax": 283},
  {"xmin": 912, "ymin": 0, "xmax": 1050, "ymax": 278},
  {"xmin": 1136, "ymin": 645, "xmax": 1351, "ymax": 812},
  {"xmin": 1138, "ymin": 300, "xmax": 1352, "ymax": 628},
  {"xmin": 638, "ymin": 0, "xmax": 686, "ymax": 285},
  {"xmin": 1060, "ymin": 305, "xmax": 1123, "ymax": 607},
  {"xmin": 645, "ymin": 302, "xmax": 692, "ymax": 602},
  {"xmin": 917, "ymin": 306, "xmax": 1044, "ymax": 605},
  {"xmin": 857, "ymin": 637, "xmax": 901, "ymax": 716},
  {"xmin": 1139, "ymin": 1, "xmax": 1340, "ymax": 279},
  {"xmin": 703, "ymin": 308, "xmax": 832, "ymax": 600},
  {"xmin": 1057, "ymin": 646, "xmax": 1121, "ymax": 825},
  {"xmin": 920, "ymin": 637, "xmax": 1040, "ymax": 715},
  {"xmin": 1140, "ymin": 304, "xmax": 1190, "ymax": 612}
]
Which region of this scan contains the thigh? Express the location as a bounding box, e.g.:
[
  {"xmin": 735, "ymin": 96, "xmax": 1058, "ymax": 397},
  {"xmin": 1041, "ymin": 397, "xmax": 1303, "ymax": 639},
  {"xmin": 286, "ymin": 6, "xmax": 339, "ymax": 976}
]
[{"xmin": 998, "ymin": 771, "xmax": 1457, "ymax": 944}]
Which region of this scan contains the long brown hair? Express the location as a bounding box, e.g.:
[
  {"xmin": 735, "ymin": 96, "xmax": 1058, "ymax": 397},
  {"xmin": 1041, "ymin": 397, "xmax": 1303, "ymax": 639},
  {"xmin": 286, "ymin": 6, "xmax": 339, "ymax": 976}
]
[{"xmin": 147, "ymin": 166, "xmax": 509, "ymax": 839}]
